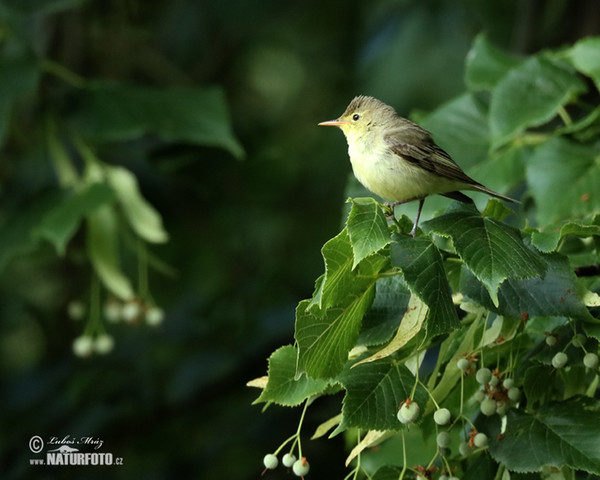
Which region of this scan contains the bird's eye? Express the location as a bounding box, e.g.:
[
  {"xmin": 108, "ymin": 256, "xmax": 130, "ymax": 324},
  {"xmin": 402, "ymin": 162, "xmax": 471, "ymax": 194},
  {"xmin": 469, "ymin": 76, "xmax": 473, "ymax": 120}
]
[{"xmin": 352, "ymin": 114, "xmax": 360, "ymax": 121}]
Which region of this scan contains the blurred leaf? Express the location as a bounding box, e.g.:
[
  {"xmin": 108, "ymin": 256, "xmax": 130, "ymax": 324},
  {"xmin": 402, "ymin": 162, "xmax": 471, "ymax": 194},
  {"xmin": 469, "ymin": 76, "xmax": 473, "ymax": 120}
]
[
  {"xmin": 423, "ymin": 203, "xmax": 547, "ymax": 306},
  {"xmin": 337, "ymin": 360, "xmax": 428, "ymax": 432},
  {"xmin": 465, "ymin": 33, "xmax": 522, "ymax": 91},
  {"xmin": 531, "ymin": 222, "xmax": 600, "ymax": 253},
  {"xmin": 420, "ymin": 92, "xmax": 490, "ymax": 169},
  {"xmin": 568, "ymin": 36, "xmax": 600, "ymax": 91},
  {"xmin": 526, "ymin": 137, "xmax": 600, "ymax": 225},
  {"xmin": 391, "ymin": 235, "xmax": 460, "ymax": 335},
  {"xmin": 353, "ymin": 294, "xmax": 427, "ymax": 367},
  {"xmin": 523, "ymin": 364, "xmax": 556, "ymax": 406},
  {"xmin": 346, "ymin": 197, "xmax": 391, "ymax": 269},
  {"xmin": 489, "ymin": 56, "xmax": 586, "ymax": 148},
  {"xmin": 0, "ymin": 55, "xmax": 39, "ymax": 145},
  {"xmin": 489, "ymin": 397, "xmax": 600, "ymax": 474},
  {"xmin": 254, "ymin": 346, "xmax": 328, "ymax": 407},
  {"xmin": 482, "ymin": 198, "xmax": 516, "ymax": 222},
  {"xmin": 106, "ymin": 166, "xmax": 168, "ymax": 244},
  {"xmin": 72, "ymin": 82, "xmax": 244, "ymax": 158},
  {"xmin": 36, "ymin": 182, "xmax": 114, "ymax": 255},
  {"xmin": 460, "ymin": 253, "xmax": 595, "ymax": 322},
  {"xmin": 86, "ymin": 205, "xmax": 134, "ymax": 300}
]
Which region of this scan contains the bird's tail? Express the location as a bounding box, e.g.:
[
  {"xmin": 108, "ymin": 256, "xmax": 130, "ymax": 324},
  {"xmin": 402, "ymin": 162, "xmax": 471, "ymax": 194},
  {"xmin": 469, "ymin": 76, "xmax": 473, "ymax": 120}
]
[{"xmin": 473, "ymin": 184, "xmax": 520, "ymax": 204}]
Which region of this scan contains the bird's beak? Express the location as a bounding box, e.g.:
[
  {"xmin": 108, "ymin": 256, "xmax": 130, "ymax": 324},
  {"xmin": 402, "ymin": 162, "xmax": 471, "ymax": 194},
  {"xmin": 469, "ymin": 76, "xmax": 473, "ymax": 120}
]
[{"xmin": 318, "ymin": 119, "xmax": 349, "ymax": 127}]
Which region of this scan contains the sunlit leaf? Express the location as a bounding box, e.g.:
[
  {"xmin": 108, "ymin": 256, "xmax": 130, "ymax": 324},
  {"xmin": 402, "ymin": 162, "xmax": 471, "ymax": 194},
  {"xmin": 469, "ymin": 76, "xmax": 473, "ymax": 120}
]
[
  {"xmin": 568, "ymin": 36, "xmax": 600, "ymax": 91},
  {"xmin": 346, "ymin": 197, "xmax": 391, "ymax": 269},
  {"xmin": 423, "ymin": 203, "xmax": 547, "ymax": 306},
  {"xmin": 254, "ymin": 346, "xmax": 328, "ymax": 406},
  {"xmin": 465, "ymin": 33, "xmax": 522, "ymax": 91}
]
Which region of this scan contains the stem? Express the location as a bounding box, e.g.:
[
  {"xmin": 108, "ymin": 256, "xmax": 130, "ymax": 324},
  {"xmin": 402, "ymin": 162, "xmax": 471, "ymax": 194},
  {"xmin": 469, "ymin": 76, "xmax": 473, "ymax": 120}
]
[
  {"xmin": 557, "ymin": 106, "xmax": 572, "ymax": 126},
  {"xmin": 40, "ymin": 59, "xmax": 87, "ymax": 89},
  {"xmin": 398, "ymin": 430, "xmax": 407, "ymax": 480}
]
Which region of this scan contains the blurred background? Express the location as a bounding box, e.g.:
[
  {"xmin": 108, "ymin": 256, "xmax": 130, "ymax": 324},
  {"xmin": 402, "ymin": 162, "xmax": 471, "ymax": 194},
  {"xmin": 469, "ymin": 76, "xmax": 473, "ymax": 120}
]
[{"xmin": 1, "ymin": 1, "xmax": 599, "ymax": 478}]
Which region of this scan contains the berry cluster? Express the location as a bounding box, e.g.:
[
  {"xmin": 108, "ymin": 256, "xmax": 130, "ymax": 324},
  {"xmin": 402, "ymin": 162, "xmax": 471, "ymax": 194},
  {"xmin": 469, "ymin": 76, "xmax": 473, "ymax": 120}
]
[{"xmin": 262, "ymin": 453, "xmax": 309, "ymax": 478}]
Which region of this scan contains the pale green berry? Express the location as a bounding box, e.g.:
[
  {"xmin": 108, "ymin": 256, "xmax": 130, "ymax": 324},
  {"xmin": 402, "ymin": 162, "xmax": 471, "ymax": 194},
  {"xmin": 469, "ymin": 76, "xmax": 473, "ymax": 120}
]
[
  {"xmin": 433, "ymin": 408, "xmax": 451, "ymax": 426},
  {"xmin": 545, "ymin": 335, "xmax": 557, "ymax": 346},
  {"xmin": 474, "ymin": 390, "xmax": 486, "ymax": 402},
  {"xmin": 457, "ymin": 358, "xmax": 470, "ymax": 372},
  {"xmin": 439, "ymin": 476, "xmax": 449, "ymax": 480},
  {"xmin": 473, "ymin": 433, "xmax": 488, "ymax": 448},
  {"xmin": 398, "ymin": 401, "xmax": 420, "ymax": 424},
  {"xmin": 121, "ymin": 300, "xmax": 141, "ymax": 323},
  {"xmin": 583, "ymin": 352, "xmax": 599, "ymax": 369},
  {"xmin": 263, "ymin": 453, "xmax": 278, "ymax": 470},
  {"xmin": 496, "ymin": 403, "xmax": 508, "ymax": 416},
  {"xmin": 503, "ymin": 378, "xmax": 515, "ymax": 389},
  {"xmin": 508, "ymin": 386, "xmax": 521, "ymax": 402},
  {"xmin": 552, "ymin": 352, "xmax": 568, "ymax": 369},
  {"xmin": 94, "ymin": 333, "xmax": 115, "ymax": 355},
  {"xmin": 145, "ymin": 306, "xmax": 165, "ymax": 327},
  {"xmin": 437, "ymin": 431, "xmax": 451, "ymax": 448},
  {"xmin": 480, "ymin": 398, "xmax": 497, "ymax": 416},
  {"xmin": 489, "ymin": 375, "xmax": 500, "ymax": 387},
  {"xmin": 475, "ymin": 367, "xmax": 492, "ymax": 385},
  {"xmin": 72, "ymin": 335, "xmax": 94, "ymax": 358},
  {"xmin": 292, "ymin": 458, "xmax": 310, "ymax": 477},
  {"xmin": 282, "ymin": 453, "xmax": 296, "ymax": 468},
  {"xmin": 104, "ymin": 300, "xmax": 122, "ymax": 323}
]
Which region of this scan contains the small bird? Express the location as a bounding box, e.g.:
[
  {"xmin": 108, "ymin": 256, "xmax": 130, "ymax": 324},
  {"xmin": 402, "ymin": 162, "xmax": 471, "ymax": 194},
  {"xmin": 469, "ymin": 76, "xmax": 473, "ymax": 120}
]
[{"xmin": 319, "ymin": 95, "xmax": 519, "ymax": 235}]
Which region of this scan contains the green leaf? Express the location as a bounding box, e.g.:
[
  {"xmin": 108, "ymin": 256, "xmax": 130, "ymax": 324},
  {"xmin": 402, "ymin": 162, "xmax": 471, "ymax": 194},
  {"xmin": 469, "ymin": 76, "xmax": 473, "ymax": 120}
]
[
  {"xmin": 36, "ymin": 182, "xmax": 115, "ymax": 255},
  {"xmin": 105, "ymin": 166, "xmax": 169, "ymax": 244},
  {"xmin": 531, "ymin": 222, "xmax": 600, "ymax": 253},
  {"xmin": 2, "ymin": 0, "xmax": 86, "ymax": 14},
  {"xmin": 346, "ymin": 197, "xmax": 391, "ymax": 269},
  {"xmin": 526, "ymin": 137, "xmax": 600, "ymax": 225},
  {"xmin": 353, "ymin": 294, "xmax": 428, "ymax": 367},
  {"xmin": 568, "ymin": 36, "xmax": 600, "ymax": 91},
  {"xmin": 358, "ymin": 275, "xmax": 411, "ymax": 347},
  {"xmin": 460, "ymin": 253, "xmax": 594, "ymax": 322},
  {"xmin": 489, "ymin": 397, "xmax": 600, "ymax": 474},
  {"xmin": 420, "ymin": 92, "xmax": 490, "ymax": 170},
  {"xmin": 86, "ymin": 205, "xmax": 134, "ymax": 300},
  {"xmin": 523, "ymin": 364, "xmax": 556, "ymax": 406},
  {"xmin": 489, "ymin": 56, "xmax": 586, "ymax": 148},
  {"xmin": 72, "ymin": 82, "xmax": 244, "ymax": 158},
  {"xmin": 391, "ymin": 235, "xmax": 460, "ymax": 336},
  {"xmin": 296, "ymin": 284, "xmax": 375, "ymax": 379},
  {"xmin": 309, "ymin": 228, "xmax": 387, "ymax": 312},
  {"xmin": 254, "ymin": 346, "xmax": 328, "ymax": 407},
  {"xmin": 337, "ymin": 360, "xmax": 428, "ymax": 432},
  {"xmin": 465, "ymin": 33, "xmax": 522, "ymax": 91},
  {"xmin": 423, "ymin": 203, "xmax": 547, "ymax": 306}
]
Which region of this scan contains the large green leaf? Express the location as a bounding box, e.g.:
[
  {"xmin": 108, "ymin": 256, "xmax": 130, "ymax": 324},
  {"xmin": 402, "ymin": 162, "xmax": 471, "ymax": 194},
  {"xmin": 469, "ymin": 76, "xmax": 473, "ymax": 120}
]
[
  {"xmin": 346, "ymin": 197, "xmax": 391, "ymax": 269},
  {"xmin": 460, "ymin": 253, "xmax": 594, "ymax": 322},
  {"xmin": 296, "ymin": 289, "xmax": 375, "ymax": 379},
  {"xmin": 391, "ymin": 235, "xmax": 460, "ymax": 336},
  {"xmin": 254, "ymin": 346, "xmax": 328, "ymax": 407},
  {"xmin": 489, "ymin": 397, "xmax": 600, "ymax": 474},
  {"xmin": 526, "ymin": 137, "xmax": 600, "ymax": 225},
  {"xmin": 489, "ymin": 56, "xmax": 586, "ymax": 148},
  {"xmin": 423, "ymin": 203, "xmax": 547, "ymax": 306},
  {"xmin": 465, "ymin": 33, "xmax": 522, "ymax": 91},
  {"xmin": 568, "ymin": 36, "xmax": 600, "ymax": 91},
  {"xmin": 71, "ymin": 82, "xmax": 244, "ymax": 158},
  {"xmin": 337, "ymin": 360, "xmax": 428, "ymax": 432},
  {"xmin": 531, "ymin": 221, "xmax": 600, "ymax": 253},
  {"xmin": 36, "ymin": 182, "xmax": 114, "ymax": 255}
]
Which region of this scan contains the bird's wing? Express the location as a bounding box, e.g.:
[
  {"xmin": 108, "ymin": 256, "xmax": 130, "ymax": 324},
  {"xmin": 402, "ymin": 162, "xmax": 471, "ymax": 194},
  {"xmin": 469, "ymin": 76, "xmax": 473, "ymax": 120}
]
[{"xmin": 384, "ymin": 128, "xmax": 481, "ymax": 187}]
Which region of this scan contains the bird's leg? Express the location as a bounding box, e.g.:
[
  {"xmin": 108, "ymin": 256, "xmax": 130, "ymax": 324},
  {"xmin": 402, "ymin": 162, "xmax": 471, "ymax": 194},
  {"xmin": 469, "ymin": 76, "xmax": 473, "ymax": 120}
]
[
  {"xmin": 384, "ymin": 197, "xmax": 420, "ymax": 219},
  {"xmin": 409, "ymin": 199, "xmax": 425, "ymax": 237}
]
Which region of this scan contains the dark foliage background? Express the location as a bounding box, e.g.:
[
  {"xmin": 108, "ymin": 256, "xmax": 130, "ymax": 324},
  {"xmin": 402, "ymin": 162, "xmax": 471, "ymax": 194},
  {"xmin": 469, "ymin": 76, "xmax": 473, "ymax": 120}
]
[{"xmin": 0, "ymin": 1, "xmax": 599, "ymax": 479}]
